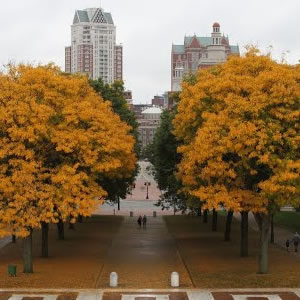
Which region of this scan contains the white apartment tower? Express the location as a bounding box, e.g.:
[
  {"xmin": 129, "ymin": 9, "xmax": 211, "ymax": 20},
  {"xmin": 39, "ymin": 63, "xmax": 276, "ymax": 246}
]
[{"xmin": 65, "ymin": 7, "xmax": 123, "ymax": 84}]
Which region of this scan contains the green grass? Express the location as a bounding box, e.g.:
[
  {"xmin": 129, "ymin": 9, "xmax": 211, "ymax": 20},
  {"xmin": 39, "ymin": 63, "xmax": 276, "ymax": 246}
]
[{"xmin": 274, "ymin": 211, "xmax": 300, "ymax": 232}]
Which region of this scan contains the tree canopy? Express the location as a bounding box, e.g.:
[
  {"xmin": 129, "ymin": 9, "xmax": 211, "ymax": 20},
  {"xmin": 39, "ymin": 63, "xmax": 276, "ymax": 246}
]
[
  {"xmin": 89, "ymin": 79, "xmax": 140, "ymax": 202},
  {"xmin": 0, "ymin": 65, "xmax": 136, "ymax": 238},
  {"xmin": 173, "ymin": 49, "xmax": 300, "ymax": 272}
]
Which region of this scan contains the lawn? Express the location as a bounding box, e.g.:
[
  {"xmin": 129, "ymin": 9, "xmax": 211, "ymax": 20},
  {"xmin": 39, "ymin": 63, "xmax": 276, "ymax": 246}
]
[
  {"xmin": 274, "ymin": 211, "xmax": 300, "ymax": 233},
  {"xmin": 0, "ymin": 215, "xmax": 123, "ymax": 288},
  {"xmin": 164, "ymin": 214, "xmax": 300, "ymax": 288}
]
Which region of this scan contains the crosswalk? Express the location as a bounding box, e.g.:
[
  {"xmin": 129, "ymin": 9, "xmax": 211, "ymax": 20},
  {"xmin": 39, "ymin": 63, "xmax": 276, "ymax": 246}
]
[{"xmin": 1, "ymin": 290, "xmax": 300, "ymax": 300}]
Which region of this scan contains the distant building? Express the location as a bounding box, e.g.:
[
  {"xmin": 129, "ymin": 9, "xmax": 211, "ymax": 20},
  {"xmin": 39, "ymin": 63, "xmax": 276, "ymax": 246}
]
[
  {"xmin": 133, "ymin": 104, "xmax": 152, "ymax": 120},
  {"xmin": 171, "ymin": 23, "xmax": 239, "ymax": 91},
  {"xmin": 65, "ymin": 7, "xmax": 123, "ymax": 84},
  {"xmin": 114, "ymin": 44, "xmax": 123, "ymax": 81},
  {"xmin": 152, "ymin": 95, "xmax": 165, "ymax": 107},
  {"xmin": 124, "ymin": 90, "xmax": 133, "ymax": 110},
  {"xmin": 138, "ymin": 107, "xmax": 163, "ymax": 149},
  {"xmin": 163, "ymin": 91, "xmax": 179, "ymax": 110}
]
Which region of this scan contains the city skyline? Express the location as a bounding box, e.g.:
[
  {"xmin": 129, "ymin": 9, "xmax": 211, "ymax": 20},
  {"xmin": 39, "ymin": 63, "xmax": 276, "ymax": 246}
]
[{"xmin": 0, "ymin": 0, "xmax": 299, "ymax": 103}]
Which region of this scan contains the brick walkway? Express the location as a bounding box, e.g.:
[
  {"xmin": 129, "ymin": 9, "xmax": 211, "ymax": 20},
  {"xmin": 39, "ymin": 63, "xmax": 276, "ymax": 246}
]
[{"xmin": 125, "ymin": 161, "xmax": 161, "ymax": 202}]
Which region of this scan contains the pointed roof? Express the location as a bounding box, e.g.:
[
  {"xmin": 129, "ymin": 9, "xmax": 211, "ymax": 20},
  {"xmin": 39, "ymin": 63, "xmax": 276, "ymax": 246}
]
[
  {"xmin": 172, "ymin": 45, "xmax": 185, "ymax": 54},
  {"xmin": 72, "ymin": 8, "xmax": 114, "ymax": 25},
  {"xmin": 73, "ymin": 10, "xmax": 90, "ymax": 24},
  {"xmin": 73, "ymin": 13, "xmax": 80, "ymax": 24},
  {"xmin": 103, "ymin": 12, "xmax": 114, "ymax": 24},
  {"xmin": 91, "ymin": 8, "xmax": 114, "ymax": 24},
  {"xmin": 91, "ymin": 8, "xmax": 107, "ymax": 23},
  {"xmin": 189, "ymin": 36, "xmax": 201, "ymax": 48},
  {"xmin": 184, "ymin": 36, "xmax": 213, "ymax": 47}
]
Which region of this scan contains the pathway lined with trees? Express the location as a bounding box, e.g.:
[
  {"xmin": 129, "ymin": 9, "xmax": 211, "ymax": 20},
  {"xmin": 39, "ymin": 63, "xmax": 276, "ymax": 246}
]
[
  {"xmin": 147, "ymin": 48, "xmax": 300, "ymax": 275},
  {"xmin": 96, "ymin": 216, "xmax": 193, "ymax": 288}
]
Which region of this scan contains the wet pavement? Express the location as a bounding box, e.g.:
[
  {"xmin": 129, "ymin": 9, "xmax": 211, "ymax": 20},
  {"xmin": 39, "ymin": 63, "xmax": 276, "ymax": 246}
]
[{"xmin": 95, "ymin": 216, "xmax": 193, "ymax": 289}]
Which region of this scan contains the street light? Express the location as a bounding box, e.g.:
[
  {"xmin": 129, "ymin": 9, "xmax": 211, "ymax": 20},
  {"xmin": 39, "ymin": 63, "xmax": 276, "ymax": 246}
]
[{"xmin": 144, "ymin": 181, "xmax": 151, "ymax": 199}]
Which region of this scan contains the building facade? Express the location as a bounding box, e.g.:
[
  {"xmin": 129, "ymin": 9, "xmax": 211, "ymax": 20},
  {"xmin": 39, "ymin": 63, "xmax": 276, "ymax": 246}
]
[
  {"xmin": 137, "ymin": 107, "xmax": 162, "ymax": 149},
  {"xmin": 171, "ymin": 23, "xmax": 239, "ymax": 91},
  {"xmin": 152, "ymin": 95, "xmax": 165, "ymax": 107},
  {"xmin": 124, "ymin": 90, "xmax": 133, "ymax": 110},
  {"xmin": 65, "ymin": 7, "xmax": 123, "ymax": 84},
  {"xmin": 114, "ymin": 44, "xmax": 123, "ymax": 81}
]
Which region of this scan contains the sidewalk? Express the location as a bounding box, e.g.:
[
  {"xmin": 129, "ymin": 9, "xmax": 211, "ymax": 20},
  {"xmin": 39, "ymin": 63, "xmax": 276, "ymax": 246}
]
[
  {"xmin": 234, "ymin": 212, "xmax": 300, "ymax": 257},
  {"xmin": 95, "ymin": 216, "xmax": 193, "ymax": 289}
]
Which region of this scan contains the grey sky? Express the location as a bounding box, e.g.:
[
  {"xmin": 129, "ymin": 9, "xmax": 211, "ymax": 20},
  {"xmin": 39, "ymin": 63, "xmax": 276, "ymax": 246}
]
[{"xmin": 1, "ymin": 0, "xmax": 299, "ymax": 103}]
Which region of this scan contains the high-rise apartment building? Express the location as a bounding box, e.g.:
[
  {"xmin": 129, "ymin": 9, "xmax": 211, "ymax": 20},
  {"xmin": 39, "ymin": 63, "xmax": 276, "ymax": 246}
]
[
  {"xmin": 171, "ymin": 23, "xmax": 239, "ymax": 91},
  {"xmin": 65, "ymin": 7, "xmax": 123, "ymax": 84},
  {"xmin": 114, "ymin": 44, "xmax": 123, "ymax": 81}
]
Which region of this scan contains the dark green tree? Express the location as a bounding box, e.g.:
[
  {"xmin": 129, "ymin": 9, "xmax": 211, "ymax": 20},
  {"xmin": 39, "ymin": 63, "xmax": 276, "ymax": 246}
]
[
  {"xmin": 89, "ymin": 79, "xmax": 140, "ymax": 207},
  {"xmin": 145, "ymin": 108, "xmax": 190, "ymax": 213}
]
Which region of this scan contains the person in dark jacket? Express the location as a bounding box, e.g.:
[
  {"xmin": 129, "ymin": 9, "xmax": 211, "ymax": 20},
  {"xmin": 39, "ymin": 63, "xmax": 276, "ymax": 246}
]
[
  {"xmin": 294, "ymin": 239, "xmax": 299, "ymax": 252},
  {"xmin": 286, "ymin": 239, "xmax": 290, "ymax": 252},
  {"xmin": 137, "ymin": 216, "xmax": 142, "ymax": 228},
  {"xmin": 142, "ymin": 215, "xmax": 147, "ymax": 227},
  {"xmin": 292, "ymin": 232, "xmax": 300, "ymax": 252}
]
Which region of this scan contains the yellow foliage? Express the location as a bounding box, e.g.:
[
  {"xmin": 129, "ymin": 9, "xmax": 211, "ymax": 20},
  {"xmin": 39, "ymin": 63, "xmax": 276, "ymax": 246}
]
[
  {"xmin": 0, "ymin": 65, "xmax": 136, "ymax": 237},
  {"xmin": 174, "ymin": 50, "xmax": 300, "ymax": 212}
]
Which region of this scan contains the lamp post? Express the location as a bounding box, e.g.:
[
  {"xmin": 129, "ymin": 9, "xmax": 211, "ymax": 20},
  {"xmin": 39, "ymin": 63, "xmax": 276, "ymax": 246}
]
[{"xmin": 144, "ymin": 181, "xmax": 151, "ymax": 200}]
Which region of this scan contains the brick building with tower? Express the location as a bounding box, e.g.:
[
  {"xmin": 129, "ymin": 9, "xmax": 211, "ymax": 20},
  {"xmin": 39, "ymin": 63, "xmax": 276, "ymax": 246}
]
[{"xmin": 171, "ymin": 23, "xmax": 239, "ymax": 91}]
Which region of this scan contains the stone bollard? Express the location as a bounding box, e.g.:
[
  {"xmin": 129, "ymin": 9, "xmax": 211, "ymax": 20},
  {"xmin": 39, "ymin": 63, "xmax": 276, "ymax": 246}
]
[
  {"xmin": 153, "ymin": 211, "xmax": 157, "ymax": 217},
  {"xmin": 110, "ymin": 272, "xmax": 118, "ymax": 287},
  {"xmin": 130, "ymin": 211, "xmax": 133, "ymax": 217},
  {"xmin": 171, "ymin": 272, "xmax": 179, "ymax": 287}
]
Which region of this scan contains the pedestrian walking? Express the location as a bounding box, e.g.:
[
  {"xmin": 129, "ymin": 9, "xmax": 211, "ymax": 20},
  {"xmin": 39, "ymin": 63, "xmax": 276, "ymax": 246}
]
[
  {"xmin": 142, "ymin": 215, "xmax": 147, "ymax": 227},
  {"xmin": 286, "ymin": 239, "xmax": 290, "ymax": 252},
  {"xmin": 137, "ymin": 216, "xmax": 142, "ymax": 228},
  {"xmin": 294, "ymin": 239, "xmax": 299, "ymax": 252},
  {"xmin": 292, "ymin": 232, "xmax": 300, "ymax": 252}
]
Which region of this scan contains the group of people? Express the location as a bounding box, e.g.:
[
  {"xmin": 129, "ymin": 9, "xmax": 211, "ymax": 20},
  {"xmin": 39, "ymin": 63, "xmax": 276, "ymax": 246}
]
[
  {"xmin": 286, "ymin": 232, "xmax": 300, "ymax": 252},
  {"xmin": 137, "ymin": 215, "xmax": 147, "ymax": 228}
]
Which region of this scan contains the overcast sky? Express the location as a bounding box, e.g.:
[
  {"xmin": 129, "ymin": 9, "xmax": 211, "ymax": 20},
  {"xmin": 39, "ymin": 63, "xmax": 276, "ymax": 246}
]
[{"xmin": 1, "ymin": 0, "xmax": 299, "ymax": 103}]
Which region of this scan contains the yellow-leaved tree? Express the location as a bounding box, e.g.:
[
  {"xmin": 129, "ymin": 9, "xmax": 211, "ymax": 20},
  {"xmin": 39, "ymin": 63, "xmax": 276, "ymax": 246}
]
[
  {"xmin": 173, "ymin": 49, "xmax": 300, "ymax": 274},
  {"xmin": 0, "ymin": 64, "xmax": 136, "ymax": 273}
]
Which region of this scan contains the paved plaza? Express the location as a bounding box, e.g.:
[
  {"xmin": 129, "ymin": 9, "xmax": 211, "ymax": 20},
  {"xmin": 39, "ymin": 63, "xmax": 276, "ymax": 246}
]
[
  {"xmin": 95, "ymin": 161, "xmax": 173, "ymax": 217},
  {"xmin": 95, "ymin": 200, "xmax": 174, "ymax": 217}
]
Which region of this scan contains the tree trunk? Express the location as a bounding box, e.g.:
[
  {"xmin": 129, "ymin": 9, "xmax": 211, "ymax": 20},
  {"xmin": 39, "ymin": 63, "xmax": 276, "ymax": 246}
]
[
  {"xmin": 240, "ymin": 211, "xmax": 248, "ymax": 257},
  {"xmin": 117, "ymin": 196, "xmax": 120, "ymax": 211},
  {"xmin": 212, "ymin": 209, "xmax": 218, "ymax": 231},
  {"xmin": 23, "ymin": 228, "xmax": 33, "ymax": 273},
  {"xmin": 78, "ymin": 215, "xmax": 83, "ymax": 223},
  {"xmin": 41, "ymin": 222, "xmax": 49, "ymax": 258},
  {"xmin": 255, "ymin": 213, "xmax": 270, "ymax": 274},
  {"xmin": 270, "ymin": 214, "xmax": 274, "ymax": 244},
  {"xmin": 203, "ymin": 209, "xmax": 208, "ymax": 223},
  {"xmin": 197, "ymin": 208, "xmax": 202, "ymax": 217},
  {"xmin": 224, "ymin": 210, "xmax": 233, "ymax": 241},
  {"xmin": 57, "ymin": 220, "xmax": 64, "ymax": 240},
  {"xmin": 12, "ymin": 235, "xmax": 16, "ymax": 243}
]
